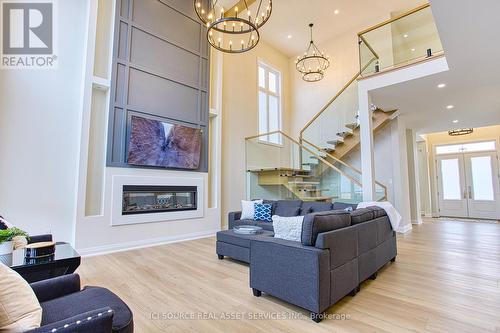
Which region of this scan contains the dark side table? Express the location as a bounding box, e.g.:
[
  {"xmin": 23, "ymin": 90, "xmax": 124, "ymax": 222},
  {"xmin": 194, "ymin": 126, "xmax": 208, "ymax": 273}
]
[{"xmin": 0, "ymin": 243, "xmax": 81, "ymax": 283}]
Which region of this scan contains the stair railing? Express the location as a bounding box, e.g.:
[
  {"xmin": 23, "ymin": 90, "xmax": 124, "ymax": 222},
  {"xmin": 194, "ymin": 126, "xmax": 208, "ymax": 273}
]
[
  {"xmin": 301, "ymin": 137, "xmax": 387, "ymax": 201},
  {"xmin": 245, "ymin": 131, "xmax": 365, "ymax": 202},
  {"xmin": 358, "ymin": 3, "xmax": 443, "ymax": 77}
]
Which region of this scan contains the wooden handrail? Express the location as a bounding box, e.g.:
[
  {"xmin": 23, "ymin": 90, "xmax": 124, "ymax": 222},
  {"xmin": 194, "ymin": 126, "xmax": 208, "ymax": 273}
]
[
  {"xmin": 357, "ymin": 3, "xmax": 430, "ymax": 36},
  {"xmin": 245, "ymin": 131, "xmax": 363, "ymax": 188},
  {"xmin": 299, "ymin": 57, "xmax": 377, "ymax": 137}
]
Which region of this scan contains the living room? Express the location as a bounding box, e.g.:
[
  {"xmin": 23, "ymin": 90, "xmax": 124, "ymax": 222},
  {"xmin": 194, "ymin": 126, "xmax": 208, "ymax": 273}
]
[{"xmin": 0, "ymin": 0, "xmax": 499, "ymax": 332}]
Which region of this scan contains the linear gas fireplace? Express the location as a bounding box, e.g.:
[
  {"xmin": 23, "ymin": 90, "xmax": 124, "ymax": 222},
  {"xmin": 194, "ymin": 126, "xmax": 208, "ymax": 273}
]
[{"xmin": 122, "ymin": 185, "xmax": 197, "ymax": 215}]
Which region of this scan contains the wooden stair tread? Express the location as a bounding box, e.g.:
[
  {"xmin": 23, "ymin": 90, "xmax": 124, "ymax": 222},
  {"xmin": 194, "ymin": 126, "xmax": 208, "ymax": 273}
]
[
  {"xmin": 345, "ymin": 122, "xmax": 359, "ymax": 130},
  {"xmin": 247, "ymin": 167, "xmax": 305, "ymax": 172},
  {"xmin": 300, "ymin": 196, "xmax": 336, "ymax": 202},
  {"xmin": 297, "ymin": 188, "xmax": 328, "ymax": 192},
  {"xmin": 288, "ymin": 181, "xmax": 320, "ymax": 185}
]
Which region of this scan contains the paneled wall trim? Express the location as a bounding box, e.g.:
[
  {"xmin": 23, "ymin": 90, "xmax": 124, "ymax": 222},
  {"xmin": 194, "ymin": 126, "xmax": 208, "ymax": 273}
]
[{"xmin": 107, "ymin": 0, "xmax": 210, "ymax": 172}]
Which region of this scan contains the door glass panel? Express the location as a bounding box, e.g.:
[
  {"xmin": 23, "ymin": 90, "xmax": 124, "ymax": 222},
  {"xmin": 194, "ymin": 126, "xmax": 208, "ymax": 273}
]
[
  {"xmin": 441, "ymin": 159, "xmax": 461, "ymax": 200},
  {"xmin": 470, "ymin": 156, "xmax": 494, "ymax": 201}
]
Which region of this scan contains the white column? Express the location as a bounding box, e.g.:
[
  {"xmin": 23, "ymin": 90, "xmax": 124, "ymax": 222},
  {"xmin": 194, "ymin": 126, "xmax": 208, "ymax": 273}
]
[
  {"xmin": 359, "ymin": 89, "xmax": 376, "ymax": 201},
  {"xmin": 406, "ymin": 129, "xmax": 423, "ymax": 224},
  {"xmin": 390, "ymin": 117, "xmax": 412, "ymax": 233}
]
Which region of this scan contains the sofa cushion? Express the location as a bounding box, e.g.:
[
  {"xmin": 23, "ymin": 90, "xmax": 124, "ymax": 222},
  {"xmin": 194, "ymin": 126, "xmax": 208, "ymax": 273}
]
[
  {"xmin": 254, "ymin": 203, "xmax": 272, "ymax": 222},
  {"xmin": 274, "ymin": 200, "xmax": 302, "ymax": 217},
  {"xmin": 300, "ymin": 202, "xmax": 333, "ymax": 215},
  {"xmin": 367, "ymin": 206, "xmax": 387, "ymax": 219},
  {"xmin": 40, "ymin": 286, "xmax": 133, "ymax": 333},
  {"xmin": 332, "ymin": 202, "xmax": 358, "ymax": 211},
  {"xmin": 272, "ymin": 215, "xmax": 304, "ymax": 242},
  {"xmin": 240, "ymin": 200, "xmax": 263, "ymax": 220},
  {"xmin": 301, "ymin": 210, "xmax": 351, "ymax": 246},
  {"xmin": 350, "ymin": 208, "xmax": 375, "ymax": 225},
  {"xmin": 263, "ymin": 200, "xmax": 277, "ymax": 215}
]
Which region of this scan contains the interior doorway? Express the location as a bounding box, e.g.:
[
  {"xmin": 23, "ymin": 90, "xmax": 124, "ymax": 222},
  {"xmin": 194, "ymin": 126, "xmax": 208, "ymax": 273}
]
[{"xmin": 436, "ymin": 141, "xmax": 499, "ymax": 219}]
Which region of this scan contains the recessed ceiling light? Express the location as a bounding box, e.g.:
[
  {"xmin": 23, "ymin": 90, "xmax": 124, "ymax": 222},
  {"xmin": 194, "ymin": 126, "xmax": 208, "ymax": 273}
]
[
  {"xmin": 287, "ymin": 35, "xmax": 292, "ymax": 39},
  {"xmin": 437, "ymin": 83, "xmax": 446, "ymax": 88},
  {"xmin": 446, "ymin": 105, "xmax": 454, "ymax": 109},
  {"xmin": 411, "ymin": 48, "xmax": 416, "ymax": 52},
  {"xmin": 334, "ymin": 9, "xmax": 340, "ymax": 14},
  {"xmin": 403, "ymin": 34, "xmax": 409, "ymax": 38},
  {"xmin": 452, "ymin": 120, "xmax": 459, "ymax": 123}
]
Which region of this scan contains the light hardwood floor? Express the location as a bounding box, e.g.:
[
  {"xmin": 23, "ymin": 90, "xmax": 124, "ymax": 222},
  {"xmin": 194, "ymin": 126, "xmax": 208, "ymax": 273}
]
[{"xmin": 78, "ymin": 218, "xmax": 500, "ymax": 332}]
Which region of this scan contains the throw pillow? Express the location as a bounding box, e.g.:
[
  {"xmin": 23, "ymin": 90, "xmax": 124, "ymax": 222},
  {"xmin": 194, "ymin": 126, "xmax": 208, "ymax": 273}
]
[
  {"xmin": 253, "ymin": 203, "xmax": 272, "ymax": 222},
  {"xmin": 272, "ymin": 215, "xmax": 304, "ymax": 242},
  {"xmin": 240, "ymin": 200, "xmax": 263, "ymax": 220},
  {"xmin": 0, "ymin": 263, "xmax": 42, "ymax": 331}
]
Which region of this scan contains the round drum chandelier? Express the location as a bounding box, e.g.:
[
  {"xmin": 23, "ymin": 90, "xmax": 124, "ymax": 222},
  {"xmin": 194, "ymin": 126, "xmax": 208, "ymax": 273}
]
[
  {"xmin": 194, "ymin": 0, "xmax": 273, "ymax": 54},
  {"xmin": 296, "ymin": 24, "xmax": 330, "ymax": 82}
]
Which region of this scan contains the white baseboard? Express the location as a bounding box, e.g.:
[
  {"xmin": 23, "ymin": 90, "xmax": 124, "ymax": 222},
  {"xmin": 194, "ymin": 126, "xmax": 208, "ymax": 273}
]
[
  {"xmin": 424, "ymin": 213, "xmax": 433, "ymax": 218},
  {"xmin": 397, "ymin": 224, "xmax": 412, "ymax": 234},
  {"xmin": 412, "ymin": 218, "xmax": 423, "ymax": 225},
  {"xmin": 77, "ymin": 228, "xmax": 221, "ymax": 257}
]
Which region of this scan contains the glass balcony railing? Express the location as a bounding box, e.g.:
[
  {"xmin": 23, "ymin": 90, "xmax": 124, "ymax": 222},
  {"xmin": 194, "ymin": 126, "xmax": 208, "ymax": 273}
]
[
  {"xmin": 359, "ymin": 3, "xmax": 444, "ymax": 76},
  {"xmin": 245, "ymin": 131, "xmax": 374, "ymax": 204}
]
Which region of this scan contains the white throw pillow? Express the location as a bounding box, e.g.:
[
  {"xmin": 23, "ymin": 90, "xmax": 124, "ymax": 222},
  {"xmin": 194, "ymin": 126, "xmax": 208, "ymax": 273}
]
[
  {"xmin": 0, "ymin": 263, "xmax": 42, "ymax": 332},
  {"xmin": 240, "ymin": 200, "xmax": 263, "ymax": 220},
  {"xmin": 272, "ymin": 215, "xmax": 304, "ymax": 242}
]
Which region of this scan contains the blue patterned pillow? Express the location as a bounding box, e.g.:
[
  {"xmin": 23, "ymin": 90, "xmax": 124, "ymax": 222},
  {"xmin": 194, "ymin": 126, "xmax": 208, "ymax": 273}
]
[{"xmin": 254, "ymin": 203, "xmax": 272, "ymax": 222}]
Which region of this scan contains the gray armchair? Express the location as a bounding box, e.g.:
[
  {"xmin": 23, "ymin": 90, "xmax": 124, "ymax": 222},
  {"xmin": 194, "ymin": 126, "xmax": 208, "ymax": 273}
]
[{"xmin": 27, "ymin": 274, "xmax": 133, "ymax": 333}]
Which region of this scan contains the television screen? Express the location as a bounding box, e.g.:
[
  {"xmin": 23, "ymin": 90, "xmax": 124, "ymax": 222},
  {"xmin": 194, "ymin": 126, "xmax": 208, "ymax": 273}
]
[{"xmin": 127, "ymin": 116, "xmax": 202, "ymax": 170}]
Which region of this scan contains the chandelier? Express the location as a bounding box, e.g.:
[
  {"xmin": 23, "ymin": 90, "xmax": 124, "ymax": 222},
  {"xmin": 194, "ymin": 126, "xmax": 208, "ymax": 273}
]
[
  {"xmin": 194, "ymin": 0, "xmax": 273, "ymax": 54},
  {"xmin": 448, "ymin": 128, "xmax": 473, "ymax": 136},
  {"xmin": 296, "ymin": 24, "xmax": 330, "ymax": 82}
]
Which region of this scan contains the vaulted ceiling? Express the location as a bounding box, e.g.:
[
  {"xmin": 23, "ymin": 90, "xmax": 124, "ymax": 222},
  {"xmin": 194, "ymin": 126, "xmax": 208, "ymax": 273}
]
[{"xmin": 258, "ymin": 0, "xmax": 425, "ymax": 56}]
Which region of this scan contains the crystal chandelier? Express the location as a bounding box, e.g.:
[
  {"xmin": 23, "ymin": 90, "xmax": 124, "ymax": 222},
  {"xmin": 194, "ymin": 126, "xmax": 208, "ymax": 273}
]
[
  {"xmin": 194, "ymin": 0, "xmax": 273, "ymax": 54},
  {"xmin": 296, "ymin": 24, "xmax": 330, "ymax": 82}
]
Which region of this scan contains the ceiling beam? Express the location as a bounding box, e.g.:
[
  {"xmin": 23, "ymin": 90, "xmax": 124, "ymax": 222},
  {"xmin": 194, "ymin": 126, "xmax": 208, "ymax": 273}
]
[{"xmin": 224, "ymin": 0, "xmax": 257, "ymax": 18}]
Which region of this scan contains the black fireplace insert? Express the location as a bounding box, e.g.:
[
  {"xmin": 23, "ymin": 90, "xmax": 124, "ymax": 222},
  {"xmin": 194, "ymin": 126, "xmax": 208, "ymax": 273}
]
[{"xmin": 122, "ymin": 185, "xmax": 197, "ymax": 215}]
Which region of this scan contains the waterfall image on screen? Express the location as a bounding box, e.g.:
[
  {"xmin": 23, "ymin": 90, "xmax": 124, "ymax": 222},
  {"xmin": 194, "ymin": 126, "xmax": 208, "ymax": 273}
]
[{"xmin": 127, "ymin": 116, "xmax": 202, "ymax": 169}]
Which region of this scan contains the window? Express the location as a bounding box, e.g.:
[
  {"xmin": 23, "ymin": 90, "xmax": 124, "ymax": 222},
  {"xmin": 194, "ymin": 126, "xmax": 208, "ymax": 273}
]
[
  {"xmin": 258, "ymin": 62, "xmax": 282, "ymax": 144},
  {"xmin": 436, "ymin": 141, "xmax": 496, "ymax": 155}
]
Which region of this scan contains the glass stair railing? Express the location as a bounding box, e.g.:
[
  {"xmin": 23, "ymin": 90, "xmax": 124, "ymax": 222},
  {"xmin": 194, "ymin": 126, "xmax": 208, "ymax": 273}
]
[
  {"xmin": 301, "ymin": 139, "xmax": 387, "ymax": 201},
  {"xmin": 358, "ymin": 3, "xmax": 444, "ymax": 77},
  {"xmin": 245, "ymin": 131, "xmax": 367, "ymax": 204},
  {"xmin": 245, "ymin": 5, "xmax": 441, "ymax": 204}
]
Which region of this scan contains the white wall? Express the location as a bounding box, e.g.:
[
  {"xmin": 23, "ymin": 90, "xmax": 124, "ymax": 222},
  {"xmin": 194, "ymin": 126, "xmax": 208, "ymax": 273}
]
[
  {"xmin": 221, "ymin": 41, "xmax": 291, "ymax": 225},
  {"xmin": 0, "ymin": 0, "xmax": 88, "ymax": 242}
]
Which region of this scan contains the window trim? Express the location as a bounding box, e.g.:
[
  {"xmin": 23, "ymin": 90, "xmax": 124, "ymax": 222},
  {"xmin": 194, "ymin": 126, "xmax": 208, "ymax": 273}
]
[
  {"xmin": 434, "ymin": 140, "xmax": 497, "ymax": 156},
  {"xmin": 257, "ymin": 60, "xmax": 282, "ymax": 145}
]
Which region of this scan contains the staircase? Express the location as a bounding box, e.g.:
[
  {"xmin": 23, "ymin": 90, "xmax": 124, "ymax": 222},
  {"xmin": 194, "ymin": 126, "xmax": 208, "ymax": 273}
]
[
  {"xmin": 245, "ymin": 4, "xmax": 441, "ymax": 205},
  {"xmin": 246, "ymin": 167, "xmax": 334, "ymax": 202},
  {"xmin": 309, "ymin": 107, "xmax": 396, "ymax": 161}
]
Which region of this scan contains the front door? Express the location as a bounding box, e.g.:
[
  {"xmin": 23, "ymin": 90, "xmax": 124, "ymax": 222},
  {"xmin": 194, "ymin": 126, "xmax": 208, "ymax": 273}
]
[
  {"xmin": 464, "ymin": 152, "xmax": 499, "ymax": 219},
  {"xmin": 437, "ymin": 155, "xmax": 468, "ymax": 217},
  {"xmin": 437, "ymin": 147, "xmax": 500, "ymax": 219}
]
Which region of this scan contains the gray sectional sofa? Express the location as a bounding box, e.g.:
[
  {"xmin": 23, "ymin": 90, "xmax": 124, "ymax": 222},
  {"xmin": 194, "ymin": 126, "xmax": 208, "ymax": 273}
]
[{"xmin": 220, "ymin": 200, "xmax": 397, "ymax": 322}]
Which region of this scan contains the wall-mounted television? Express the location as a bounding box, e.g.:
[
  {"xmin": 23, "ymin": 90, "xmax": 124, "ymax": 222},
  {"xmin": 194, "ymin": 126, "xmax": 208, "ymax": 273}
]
[{"xmin": 127, "ymin": 116, "xmax": 202, "ymax": 170}]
